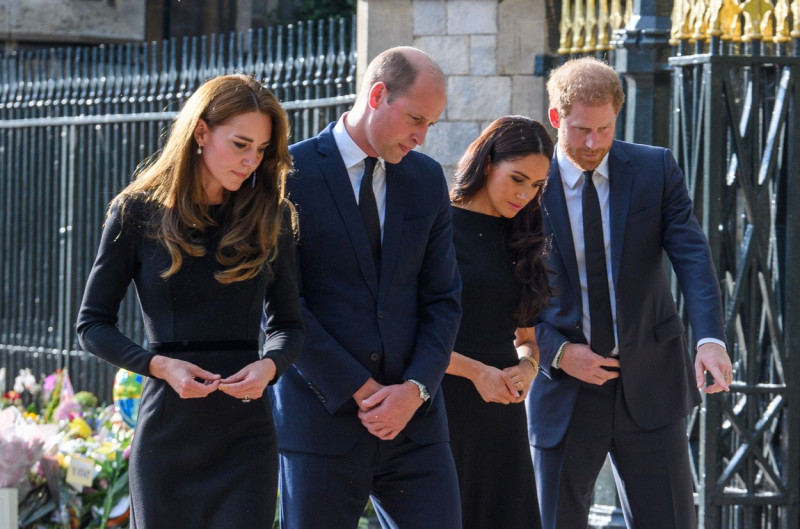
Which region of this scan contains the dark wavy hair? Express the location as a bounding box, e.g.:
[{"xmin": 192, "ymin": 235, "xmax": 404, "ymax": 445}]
[{"xmin": 451, "ymin": 115, "xmax": 555, "ymax": 324}]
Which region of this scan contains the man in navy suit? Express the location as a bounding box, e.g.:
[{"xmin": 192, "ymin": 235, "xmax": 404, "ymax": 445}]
[
  {"xmin": 270, "ymin": 47, "xmax": 462, "ymax": 528},
  {"xmin": 527, "ymin": 57, "xmax": 733, "ymax": 529}
]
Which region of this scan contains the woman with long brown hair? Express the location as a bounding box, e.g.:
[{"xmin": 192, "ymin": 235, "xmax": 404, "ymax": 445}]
[
  {"xmin": 76, "ymin": 74, "xmax": 303, "ymax": 528},
  {"xmin": 444, "ymin": 115, "xmax": 553, "ymax": 529}
]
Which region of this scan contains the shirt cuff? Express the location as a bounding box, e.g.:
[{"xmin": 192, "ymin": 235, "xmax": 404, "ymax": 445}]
[{"xmin": 696, "ymin": 337, "xmax": 726, "ymax": 350}]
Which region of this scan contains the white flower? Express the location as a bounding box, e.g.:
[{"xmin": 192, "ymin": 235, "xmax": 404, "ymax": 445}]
[
  {"xmin": 13, "ymin": 368, "xmax": 41, "ymax": 395},
  {"xmin": 13, "ymin": 369, "xmax": 30, "ymax": 393}
]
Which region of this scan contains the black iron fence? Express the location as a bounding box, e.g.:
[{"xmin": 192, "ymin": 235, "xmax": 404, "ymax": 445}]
[
  {"xmin": 671, "ymin": 52, "xmax": 800, "ymax": 529},
  {"xmin": 0, "ymin": 17, "xmax": 356, "ymax": 401}
]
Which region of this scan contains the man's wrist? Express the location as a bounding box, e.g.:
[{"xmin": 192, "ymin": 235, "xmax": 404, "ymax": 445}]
[
  {"xmin": 554, "ymin": 342, "xmax": 569, "ymax": 369},
  {"xmin": 405, "ymin": 379, "xmax": 430, "ymax": 402}
]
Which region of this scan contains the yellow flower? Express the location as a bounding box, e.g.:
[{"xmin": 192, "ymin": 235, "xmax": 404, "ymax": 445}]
[
  {"xmin": 67, "ymin": 417, "xmax": 91, "ymax": 439},
  {"xmin": 23, "ymin": 411, "xmax": 39, "ymax": 422}
]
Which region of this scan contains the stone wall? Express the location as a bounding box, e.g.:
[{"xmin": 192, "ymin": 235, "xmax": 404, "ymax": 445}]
[
  {"xmin": 0, "ymin": 0, "xmax": 146, "ymax": 44},
  {"xmin": 357, "ymin": 0, "xmax": 550, "ymax": 181}
]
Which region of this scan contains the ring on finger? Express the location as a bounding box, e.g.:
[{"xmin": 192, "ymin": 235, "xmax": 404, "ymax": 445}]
[{"xmin": 242, "ymin": 396, "xmax": 251, "ymax": 403}]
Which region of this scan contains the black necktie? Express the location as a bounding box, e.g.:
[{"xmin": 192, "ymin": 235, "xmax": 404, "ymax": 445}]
[
  {"xmin": 359, "ymin": 157, "xmax": 381, "ymax": 262},
  {"xmin": 582, "ymin": 170, "xmax": 615, "ymax": 356}
]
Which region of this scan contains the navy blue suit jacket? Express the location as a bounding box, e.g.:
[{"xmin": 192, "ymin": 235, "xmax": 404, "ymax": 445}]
[
  {"xmin": 270, "ymin": 123, "xmax": 462, "ymax": 455},
  {"xmin": 527, "ymin": 140, "xmax": 725, "ymax": 448}
]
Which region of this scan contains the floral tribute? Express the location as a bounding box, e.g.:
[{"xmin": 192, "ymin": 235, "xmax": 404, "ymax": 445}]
[{"xmin": 0, "ymin": 367, "xmax": 133, "ymax": 529}]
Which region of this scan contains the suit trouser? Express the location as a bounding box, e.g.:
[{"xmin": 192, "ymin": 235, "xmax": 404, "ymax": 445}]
[
  {"xmin": 278, "ymin": 431, "xmax": 462, "ymax": 529},
  {"xmin": 532, "ymin": 376, "xmax": 696, "ymax": 529}
]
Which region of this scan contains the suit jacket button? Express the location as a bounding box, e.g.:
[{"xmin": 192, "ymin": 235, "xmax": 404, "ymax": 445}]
[
  {"xmin": 377, "ymin": 311, "xmax": 385, "ymax": 319},
  {"xmin": 574, "ymin": 320, "xmax": 581, "ymax": 328},
  {"xmin": 370, "ymin": 353, "xmax": 380, "ymax": 361}
]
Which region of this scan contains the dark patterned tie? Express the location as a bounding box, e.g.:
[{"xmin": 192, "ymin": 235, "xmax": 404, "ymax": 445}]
[
  {"xmin": 359, "ymin": 157, "xmax": 381, "ymax": 262},
  {"xmin": 582, "ymin": 170, "xmax": 615, "ymax": 355}
]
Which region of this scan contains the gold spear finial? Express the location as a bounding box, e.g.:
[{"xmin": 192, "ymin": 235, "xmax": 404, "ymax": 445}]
[
  {"xmin": 559, "ymin": 0, "xmax": 575, "ymax": 54},
  {"xmin": 571, "ymin": 0, "xmax": 588, "ymax": 54},
  {"xmin": 771, "ymin": 0, "xmax": 790, "ymax": 43},
  {"xmin": 741, "ymin": 0, "xmax": 773, "ymax": 40},
  {"xmin": 597, "ymin": 0, "xmax": 612, "ymax": 50},
  {"xmin": 584, "ymin": 0, "xmax": 599, "ymax": 52},
  {"xmin": 719, "ymin": 0, "xmax": 744, "ymax": 41}
]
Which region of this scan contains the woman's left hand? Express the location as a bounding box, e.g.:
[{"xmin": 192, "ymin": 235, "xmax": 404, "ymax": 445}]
[
  {"xmin": 218, "ymin": 358, "xmax": 277, "ymax": 401},
  {"xmin": 503, "ymin": 360, "xmax": 537, "ymax": 402},
  {"xmin": 506, "ymin": 327, "xmax": 539, "ymax": 402}
]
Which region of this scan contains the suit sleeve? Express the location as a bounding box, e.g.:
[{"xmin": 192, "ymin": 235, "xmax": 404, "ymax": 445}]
[
  {"xmin": 401, "ymin": 173, "xmax": 463, "ymax": 398},
  {"xmin": 659, "ymin": 149, "xmax": 726, "ymax": 345},
  {"xmin": 292, "ymin": 298, "xmax": 375, "ymax": 413},
  {"xmin": 262, "ymin": 205, "xmax": 305, "ymax": 381},
  {"xmin": 76, "ymin": 200, "xmax": 157, "ymax": 376}
]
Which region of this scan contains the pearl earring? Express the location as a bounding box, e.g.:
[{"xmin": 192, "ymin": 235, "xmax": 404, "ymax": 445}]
[{"xmin": 197, "ymin": 146, "xmax": 203, "ymax": 155}]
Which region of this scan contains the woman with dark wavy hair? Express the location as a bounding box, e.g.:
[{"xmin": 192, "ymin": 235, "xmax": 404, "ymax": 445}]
[
  {"xmin": 444, "ymin": 115, "xmax": 553, "ymax": 529},
  {"xmin": 76, "ymin": 74, "xmax": 304, "ymax": 528}
]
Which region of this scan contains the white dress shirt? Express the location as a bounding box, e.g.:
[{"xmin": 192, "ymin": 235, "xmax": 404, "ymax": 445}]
[
  {"xmin": 332, "ymin": 116, "xmax": 387, "ymax": 239},
  {"xmin": 552, "ymin": 145, "xmax": 725, "ymax": 367},
  {"xmin": 555, "ymin": 145, "xmax": 619, "ymax": 357}
]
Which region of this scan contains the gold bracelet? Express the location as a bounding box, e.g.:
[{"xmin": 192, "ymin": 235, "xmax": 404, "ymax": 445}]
[
  {"xmin": 519, "ymin": 355, "xmax": 539, "ymax": 374},
  {"xmin": 555, "ymin": 342, "xmax": 568, "ymax": 369}
]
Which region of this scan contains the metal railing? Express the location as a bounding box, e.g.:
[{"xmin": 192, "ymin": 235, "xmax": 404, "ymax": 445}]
[
  {"xmin": 671, "ymin": 53, "xmax": 800, "ymax": 529},
  {"xmin": 667, "ymin": 0, "xmax": 800, "ymax": 526},
  {"xmin": 0, "ymin": 17, "xmax": 356, "ymax": 401}
]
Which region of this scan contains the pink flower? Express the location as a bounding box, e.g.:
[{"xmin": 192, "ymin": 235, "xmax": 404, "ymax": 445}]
[
  {"xmin": 54, "ymin": 399, "xmax": 81, "ymax": 421},
  {"xmin": 43, "ymin": 373, "xmax": 58, "ymax": 394}
]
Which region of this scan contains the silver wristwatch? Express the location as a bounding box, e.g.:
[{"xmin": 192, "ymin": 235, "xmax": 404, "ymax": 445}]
[{"xmin": 406, "ymin": 379, "xmax": 430, "ymax": 402}]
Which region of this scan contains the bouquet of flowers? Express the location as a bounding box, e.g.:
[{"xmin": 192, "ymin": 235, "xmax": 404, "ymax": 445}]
[
  {"xmin": 0, "ymin": 407, "xmax": 58, "ymax": 490},
  {"xmin": 1, "ymin": 368, "xmax": 133, "ymax": 529}
]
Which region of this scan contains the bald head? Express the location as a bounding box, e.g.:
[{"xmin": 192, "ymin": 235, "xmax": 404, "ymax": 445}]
[{"xmin": 359, "ymin": 46, "xmax": 445, "ymax": 104}]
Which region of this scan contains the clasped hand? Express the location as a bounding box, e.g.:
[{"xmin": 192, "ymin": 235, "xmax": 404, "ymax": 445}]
[
  {"xmin": 354, "ymin": 379, "xmax": 422, "ymax": 441},
  {"xmin": 473, "ymin": 363, "xmax": 535, "ymax": 404},
  {"xmin": 149, "ymin": 355, "xmax": 276, "ymax": 400}
]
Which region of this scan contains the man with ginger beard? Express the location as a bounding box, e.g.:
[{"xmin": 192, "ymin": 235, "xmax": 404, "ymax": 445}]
[{"xmin": 527, "ymin": 56, "xmax": 732, "ymax": 529}]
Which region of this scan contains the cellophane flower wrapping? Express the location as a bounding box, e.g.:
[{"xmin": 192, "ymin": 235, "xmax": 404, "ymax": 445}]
[{"xmin": 0, "ymin": 407, "xmax": 58, "ymax": 489}]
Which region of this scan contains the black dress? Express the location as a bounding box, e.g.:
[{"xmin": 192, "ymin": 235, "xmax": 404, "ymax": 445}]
[
  {"xmin": 442, "ymin": 206, "xmax": 541, "ymax": 529},
  {"xmin": 76, "ymin": 197, "xmax": 303, "ymax": 529}
]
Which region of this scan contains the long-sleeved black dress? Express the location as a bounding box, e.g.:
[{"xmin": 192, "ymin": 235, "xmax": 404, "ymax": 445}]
[
  {"xmin": 442, "ymin": 206, "xmax": 542, "ymax": 529},
  {"xmin": 76, "ymin": 196, "xmax": 304, "ymax": 529}
]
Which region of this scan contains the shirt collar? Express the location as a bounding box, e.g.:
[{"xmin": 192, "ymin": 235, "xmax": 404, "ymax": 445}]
[
  {"xmin": 333, "ymin": 115, "xmax": 384, "ymax": 171},
  {"xmin": 555, "ymin": 144, "xmax": 611, "ymax": 189}
]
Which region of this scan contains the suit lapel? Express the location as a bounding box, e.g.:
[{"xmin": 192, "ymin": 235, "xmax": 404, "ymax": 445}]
[
  {"xmin": 607, "ymin": 141, "xmax": 633, "ymax": 288},
  {"xmin": 316, "ymin": 127, "xmax": 379, "ymax": 298},
  {"xmin": 543, "ymin": 164, "xmax": 582, "ymax": 299},
  {"xmin": 378, "ymin": 162, "xmax": 407, "ymax": 297}
]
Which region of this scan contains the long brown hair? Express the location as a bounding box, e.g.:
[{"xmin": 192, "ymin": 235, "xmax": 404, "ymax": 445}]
[
  {"xmin": 451, "ymin": 115, "xmax": 554, "ymax": 323},
  {"xmin": 116, "ymin": 74, "xmax": 294, "ymax": 284}
]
